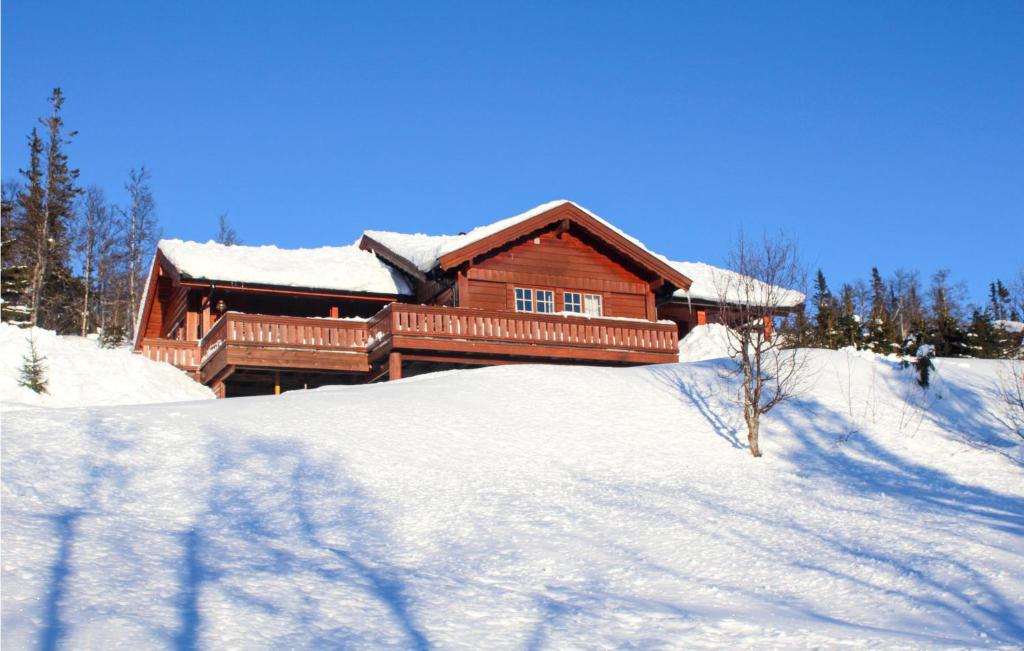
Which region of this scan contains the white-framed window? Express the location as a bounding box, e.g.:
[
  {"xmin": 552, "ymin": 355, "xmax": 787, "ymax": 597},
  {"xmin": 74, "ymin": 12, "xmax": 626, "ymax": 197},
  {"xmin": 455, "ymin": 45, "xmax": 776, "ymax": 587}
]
[
  {"xmin": 514, "ymin": 287, "xmax": 533, "ymax": 312},
  {"xmin": 536, "ymin": 290, "xmax": 554, "ymax": 313},
  {"xmin": 584, "ymin": 293, "xmax": 602, "ymax": 316},
  {"xmin": 563, "ymin": 292, "xmax": 582, "ymax": 313}
]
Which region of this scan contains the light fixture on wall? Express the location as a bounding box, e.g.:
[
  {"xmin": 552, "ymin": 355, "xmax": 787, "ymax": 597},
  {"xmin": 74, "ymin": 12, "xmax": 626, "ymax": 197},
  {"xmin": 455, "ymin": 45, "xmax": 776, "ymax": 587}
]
[{"xmin": 215, "ymin": 299, "xmax": 227, "ymax": 313}]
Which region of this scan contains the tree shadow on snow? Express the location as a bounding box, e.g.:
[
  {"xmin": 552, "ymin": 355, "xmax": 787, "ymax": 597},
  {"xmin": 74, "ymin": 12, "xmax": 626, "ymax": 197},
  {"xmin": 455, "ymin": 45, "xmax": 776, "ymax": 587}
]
[
  {"xmin": 646, "ymin": 364, "xmax": 744, "ymax": 450},
  {"xmin": 23, "ymin": 411, "xmax": 431, "ymax": 650},
  {"xmin": 172, "ymin": 430, "xmax": 431, "ymax": 650}
]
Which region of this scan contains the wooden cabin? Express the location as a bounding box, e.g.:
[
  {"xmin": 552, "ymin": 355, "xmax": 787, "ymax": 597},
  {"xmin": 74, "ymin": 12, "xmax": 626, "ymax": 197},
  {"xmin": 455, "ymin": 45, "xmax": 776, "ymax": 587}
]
[{"xmin": 134, "ymin": 200, "xmax": 802, "ymax": 397}]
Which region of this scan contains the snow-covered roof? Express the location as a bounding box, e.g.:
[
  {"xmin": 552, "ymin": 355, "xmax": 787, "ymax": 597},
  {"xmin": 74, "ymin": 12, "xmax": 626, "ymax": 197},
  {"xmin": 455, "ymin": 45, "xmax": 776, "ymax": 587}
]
[
  {"xmin": 668, "ymin": 260, "xmax": 805, "ymax": 308},
  {"xmin": 158, "ymin": 239, "xmax": 413, "ymax": 295},
  {"xmin": 996, "ymin": 319, "xmax": 1024, "ymax": 334},
  {"xmin": 363, "ymin": 199, "xmax": 661, "ymax": 274}
]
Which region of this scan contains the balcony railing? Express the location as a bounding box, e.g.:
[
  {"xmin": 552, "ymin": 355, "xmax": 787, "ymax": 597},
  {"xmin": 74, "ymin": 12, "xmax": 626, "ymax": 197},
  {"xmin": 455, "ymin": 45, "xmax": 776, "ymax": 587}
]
[
  {"xmin": 140, "ymin": 305, "xmax": 678, "ymax": 374},
  {"xmin": 368, "ymin": 303, "xmax": 678, "ymax": 354},
  {"xmin": 200, "ymin": 312, "xmax": 369, "ymax": 360},
  {"xmin": 138, "ymin": 338, "xmax": 201, "ymax": 371}
]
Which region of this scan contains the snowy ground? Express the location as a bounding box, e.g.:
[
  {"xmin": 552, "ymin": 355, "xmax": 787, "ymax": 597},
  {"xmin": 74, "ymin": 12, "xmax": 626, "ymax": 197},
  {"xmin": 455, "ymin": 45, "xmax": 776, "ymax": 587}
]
[
  {"xmin": 2, "ymin": 335, "xmax": 1023, "ymax": 648},
  {"xmin": 0, "ymin": 323, "xmax": 213, "ymax": 410}
]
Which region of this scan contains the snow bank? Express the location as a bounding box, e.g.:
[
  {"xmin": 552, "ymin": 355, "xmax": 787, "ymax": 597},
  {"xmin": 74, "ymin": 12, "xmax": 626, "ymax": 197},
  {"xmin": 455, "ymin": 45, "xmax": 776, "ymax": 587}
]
[
  {"xmin": 0, "ymin": 323, "xmax": 213, "ymax": 410},
  {"xmin": 3, "ymin": 349, "xmax": 1022, "ymax": 647},
  {"xmin": 678, "ymin": 323, "xmax": 735, "ymax": 362},
  {"xmin": 158, "ymin": 239, "xmax": 413, "ymax": 296},
  {"xmin": 669, "ymin": 259, "xmax": 805, "ymax": 308}
]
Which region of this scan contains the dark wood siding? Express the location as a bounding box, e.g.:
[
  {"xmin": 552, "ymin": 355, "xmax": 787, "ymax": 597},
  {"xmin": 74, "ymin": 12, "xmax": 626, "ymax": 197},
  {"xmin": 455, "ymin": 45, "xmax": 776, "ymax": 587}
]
[
  {"xmin": 467, "ymin": 279, "xmax": 507, "ymax": 310},
  {"xmin": 459, "ymin": 227, "xmax": 652, "ymax": 319}
]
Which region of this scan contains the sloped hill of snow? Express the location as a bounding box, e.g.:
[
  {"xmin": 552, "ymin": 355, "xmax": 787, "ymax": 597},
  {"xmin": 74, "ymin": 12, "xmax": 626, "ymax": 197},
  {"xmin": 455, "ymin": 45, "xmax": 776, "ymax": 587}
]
[
  {"xmin": 0, "ymin": 323, "xmax": 213, "ymax": 410},
  {"xmin": 2, "ymin": 351, "xmax": 1023, "ymax": 648}
]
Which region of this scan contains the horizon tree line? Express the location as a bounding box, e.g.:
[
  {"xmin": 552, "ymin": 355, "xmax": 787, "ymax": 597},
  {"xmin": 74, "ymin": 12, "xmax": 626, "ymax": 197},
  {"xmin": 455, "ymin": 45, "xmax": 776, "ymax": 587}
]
[{"xmin": 791, "ymin": 266, "xmax": 1023, "ymax": 360}]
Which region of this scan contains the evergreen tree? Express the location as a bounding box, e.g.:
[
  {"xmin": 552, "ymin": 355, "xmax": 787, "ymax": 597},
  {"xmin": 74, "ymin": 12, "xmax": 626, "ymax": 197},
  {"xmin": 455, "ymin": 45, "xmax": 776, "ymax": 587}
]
[
  {"xmin": 989, "ymin": 280, "xmax": 1012, "ymax": 322},
  {"xmin": 18, "ymin": 333, "xmax": 48, "ymax": 394},
  {"xmin": 966, "ymin": 308, "xmax": 1007, "ymax": 359},
  {"xmin": 926, "ymin": 269, "xmax": 969, "ymax": 357},
  {"xmin": 1, "ymin": 181, "xmax": 32, "ymax": 325},
  {"xmin": 866, "ymin": 267, "xmax": 896, "ymax": 353},
  {"xmin": 914, "ymin": 345, "xmax": 935, "ymax": 388},
  {"xmin": 19, "ymin": 89, "xmax": 81, "ymax": 332},
  {"xmin": 811, "ymin": 269, "xmax": 838, "ymax": 348},
  {"xmin": 836, "ymin": 284, "xmax": 863, "ymax": 348},
  {"xmin": 781, "ymin": 305, "xmax": 815, "ymax": 348}
]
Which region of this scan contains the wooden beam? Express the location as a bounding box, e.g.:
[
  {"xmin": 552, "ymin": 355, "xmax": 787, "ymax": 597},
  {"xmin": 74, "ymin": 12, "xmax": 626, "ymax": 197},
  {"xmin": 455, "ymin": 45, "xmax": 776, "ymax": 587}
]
[
  {"xmin": 177, "ymin": 281, "xmax": 400, "ymax": 302},
  {"xmin": 555, "ymin": 218, "xmax": 570, "ymax": 238},
  {"xmin": 358, "ymin": 234, "xmax": 428, "ymax": 282},
  {"xmin": 388, "ymin": 351, "xmax": 402, "ymax": 380},
  {"xmin": 388, "ymin": 335, "xmax": 677, "ymax": 365},
  {"xmin": 456, "ymin": 270, "xmax": 470, "ymax": 308},
  {"xmin": 204, "ymin": 363, "xmax": 236, "ymax": 397}
]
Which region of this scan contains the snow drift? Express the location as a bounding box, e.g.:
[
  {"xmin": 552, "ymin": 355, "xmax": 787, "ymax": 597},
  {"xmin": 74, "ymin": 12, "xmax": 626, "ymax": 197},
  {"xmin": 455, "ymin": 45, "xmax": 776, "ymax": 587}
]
[
  {"xmin": 2, "ymin": 350, "xmax": 1022, "ymax": 648},
  {"xmin": 678, "ymin": 323, "xmax": 734, "ymax": 362},
  {"xmin": 0, "ymin": 323, "xmax": 213, "ymax": 410}
]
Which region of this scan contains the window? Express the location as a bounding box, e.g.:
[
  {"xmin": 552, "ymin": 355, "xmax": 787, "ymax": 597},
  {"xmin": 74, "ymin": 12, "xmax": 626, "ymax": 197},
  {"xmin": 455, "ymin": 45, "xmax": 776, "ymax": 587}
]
[
  {"xmin": 563, "ymin": 292, "xmax": 582, "ymax": 313},
  {"xmin": 536, "ymin": 290, "xmax": 554, "ymax": 313},
  {"xmin": 584, "ymin": 294, "xmax": 602, "ymax": 316},
  {"xmin": 514, "ymin": 288, "xmax": 533, "ymax": 312}
]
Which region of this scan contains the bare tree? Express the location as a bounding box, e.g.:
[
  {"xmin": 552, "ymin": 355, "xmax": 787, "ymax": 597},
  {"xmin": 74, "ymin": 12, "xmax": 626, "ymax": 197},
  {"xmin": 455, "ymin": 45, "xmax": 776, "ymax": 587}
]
[
  {"xmin": 73, "ymin": 186, "xmax": 116, "ymax": 335},
  {"xmin": 715, "ymin": 232, "xmax": 809, "ymax": 457},
  {"xmin": 888, "ymin": 268, "xmax": 925, "ymax": 345},
  {"xmin": 994, "ymin": 360, "xmax": 1024, "ymax": 441},
  {"xmin": 119, "ymin": 166, "xmax": 159, "ymax": 339},
  {"xmin": 215, "ymin": 212, "xmax": 241, "ymax": 245},
  {"xmin": 1012, "ymin": 269, "xmax": 1024, "ymax": 321}
]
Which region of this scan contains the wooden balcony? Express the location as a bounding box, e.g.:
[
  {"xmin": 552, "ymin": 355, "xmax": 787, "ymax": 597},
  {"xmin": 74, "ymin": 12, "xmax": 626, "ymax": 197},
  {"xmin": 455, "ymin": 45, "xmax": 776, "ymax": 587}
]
[
  {"xmin": 138, "ymin": 306, "xmax": 679, "ymax": 390},
  {"xmin": 197, "ymin": 312, "xmax": 370, "ymax": 383},
  {"xmin": 367, "ymin": 303, "xmax": 679, "ymax": 366}
]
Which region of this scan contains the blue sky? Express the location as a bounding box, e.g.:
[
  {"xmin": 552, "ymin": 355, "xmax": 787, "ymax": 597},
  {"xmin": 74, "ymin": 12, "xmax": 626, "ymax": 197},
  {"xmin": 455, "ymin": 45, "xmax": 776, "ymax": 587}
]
[{"xmin": 3, "ymin": 1, "xmax": 1022, "ymax": 304}]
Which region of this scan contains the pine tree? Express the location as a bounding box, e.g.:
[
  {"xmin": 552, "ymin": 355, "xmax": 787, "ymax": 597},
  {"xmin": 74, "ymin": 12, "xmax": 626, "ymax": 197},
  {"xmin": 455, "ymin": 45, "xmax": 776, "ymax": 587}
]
[
  {"xmin": 18, "ymin": 333, "xmax": 48, "ymax": 394},
  {"xmin": 20, "ymin": 89, "xmax": 81, "ymax": 332},
  {"xmin": 966, "ymin": 308, "xmax": 1007, "ymax": 359},
  {"xmin": 811, "ymin": 270, "xmax": 838, "ymax": 348},
  {"xmin": 989, "ymin": 280, "xmax": 1013, "ymax": 323},
  {"xmin": 17, "ymin": 128, "xmax": 46, "ymax": 323},
  {"xmin": 927, "ymin": 270, "xmax": 968, "ymax": 357},
  {"xmin": 866, "ymin": 267, "xmax": 896, "ymax": 353},
  {"xmin": 836, "ymin": 284, "xmax": 863, "ymax": 349},
  {"xmin": 1, "ymin": 181, "xmax": 32, "ymax": 325}
]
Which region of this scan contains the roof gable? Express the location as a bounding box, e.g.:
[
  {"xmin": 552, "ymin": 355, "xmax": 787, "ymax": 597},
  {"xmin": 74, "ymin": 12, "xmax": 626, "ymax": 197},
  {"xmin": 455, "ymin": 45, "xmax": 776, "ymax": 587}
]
[{"xmin": 361, "ymin": 200, "xmax": 693, "ymax": 292}]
